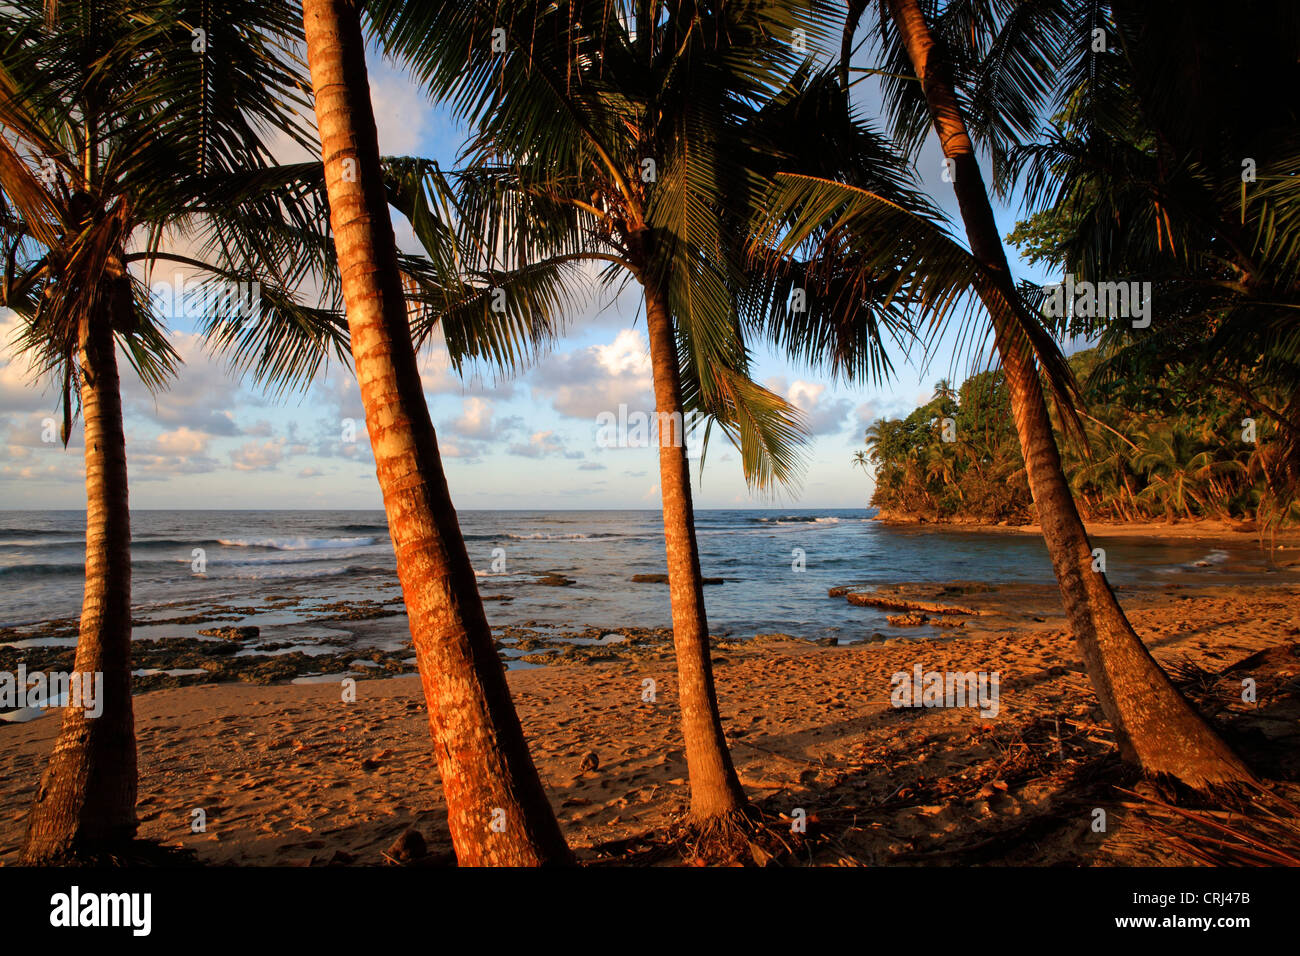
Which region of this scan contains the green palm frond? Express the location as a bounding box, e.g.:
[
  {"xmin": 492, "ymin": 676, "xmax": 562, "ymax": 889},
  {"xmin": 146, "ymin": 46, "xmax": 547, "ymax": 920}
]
[{"xmin": 0, "ymin": 0, "xmax": 347, "ymax": 428}]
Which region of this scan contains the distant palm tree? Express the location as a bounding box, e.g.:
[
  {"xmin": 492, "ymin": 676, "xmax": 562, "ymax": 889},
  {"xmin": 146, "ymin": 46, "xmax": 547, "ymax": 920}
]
[
  {"xmin": 2, "ymin": 0, "xmax": 349, "ymax": 863},
  {"xmin": 299, "ymin": 0, "xmax": 572, "ymax": 865}
]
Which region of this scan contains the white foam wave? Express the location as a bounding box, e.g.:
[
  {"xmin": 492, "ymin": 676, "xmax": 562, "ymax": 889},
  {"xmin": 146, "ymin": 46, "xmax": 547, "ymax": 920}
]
[{"xmin": 218, "ymin": 536, "xmax": 376, "ymax": 551}]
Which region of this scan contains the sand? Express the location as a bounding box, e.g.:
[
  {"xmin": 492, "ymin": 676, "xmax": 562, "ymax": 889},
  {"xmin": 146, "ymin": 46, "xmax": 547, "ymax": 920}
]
[
  {"xmin": 3, "ymin": 578, "xmax": 1299, "ymax": 866},
  {"xmin": 876, "ymin": 514, "xmax": 1300, "ymax": 546}
]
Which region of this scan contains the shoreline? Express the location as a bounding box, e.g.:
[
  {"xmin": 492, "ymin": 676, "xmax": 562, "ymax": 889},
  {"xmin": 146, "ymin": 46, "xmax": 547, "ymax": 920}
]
[
  {"xmin": 872, "ymin": 513, "xmax": 1300, "ymax": 545},
  {"xmin": 3, "ymin": 579, "xmax": 1299, "ymax": 866},
  {"xmin": 4, "ymin": 575, "xmax": 1299, "ymax": 701}
]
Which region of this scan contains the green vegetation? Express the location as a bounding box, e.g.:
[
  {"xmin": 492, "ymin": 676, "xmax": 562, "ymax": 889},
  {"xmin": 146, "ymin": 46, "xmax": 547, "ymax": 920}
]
[{"xmin": 863, "ymin": 351, "xmax": 1295, "ymax": 527}]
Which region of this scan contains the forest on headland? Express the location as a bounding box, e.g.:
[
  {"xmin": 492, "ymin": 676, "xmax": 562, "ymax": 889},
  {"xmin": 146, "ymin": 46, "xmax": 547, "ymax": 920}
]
[{"xmin": 861, "ymin": 349, "xmax": 1298, "ymax": 529}]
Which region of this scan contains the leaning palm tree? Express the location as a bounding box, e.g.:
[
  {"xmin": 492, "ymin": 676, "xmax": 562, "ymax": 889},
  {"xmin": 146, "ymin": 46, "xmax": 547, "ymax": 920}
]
[
  {"xmin": 300, "ymin": 0, "xmax": 572, "ymax": 866},
  {"xmin": 818, "ymin": 0, "xmax": 1252, "ymax": 787},
  {"xmin": 1, "ymin": 0, "xmax": 351, "ymax": 862},
  {"xmin": 368, "ymin": 0, "xmax": 887, "ymax": 852}
]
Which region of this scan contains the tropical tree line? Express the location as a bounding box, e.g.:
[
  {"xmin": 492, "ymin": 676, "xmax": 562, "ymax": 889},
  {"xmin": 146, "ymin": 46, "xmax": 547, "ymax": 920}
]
[
  {"xmin": 1, "ymin": 0, "xmax": 1292, "ymax": 865},
  {"xmin": 862, "ymin": 352, "xmax": 1296, "ymax": 527}
]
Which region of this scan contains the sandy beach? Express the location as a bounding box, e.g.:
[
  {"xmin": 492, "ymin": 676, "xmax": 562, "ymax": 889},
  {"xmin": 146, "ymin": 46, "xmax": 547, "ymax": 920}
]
[
  {"xmin": 874, "ymin": 514, "xmax": 1300, "ymax": 547},
  {"xmin": 4, "ymin": 574, "xmax": 1297, "ymax": 866}
]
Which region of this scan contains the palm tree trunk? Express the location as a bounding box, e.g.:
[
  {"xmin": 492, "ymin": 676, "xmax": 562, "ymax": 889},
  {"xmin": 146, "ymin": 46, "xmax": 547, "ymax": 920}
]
[
  {"xmin": 22, "ymin": 299, "xmax": 137, "ymax": 862},
  {"xmin": 643, "ymin": 276, "xmax": 749, "ymax": 821},
  {"xmin": 886, "ymin": 0, "xmax": 1252, "ymax": 788},
  {"xmin": 302, "ymin": 0, "xmax": 571, "ymax": 865}
]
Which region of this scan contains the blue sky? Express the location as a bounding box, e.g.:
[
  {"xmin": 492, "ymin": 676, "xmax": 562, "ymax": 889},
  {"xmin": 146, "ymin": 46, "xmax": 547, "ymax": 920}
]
[{"xmin": 0, "ymin": 38, "xmax": 1057, "ymax": 512}]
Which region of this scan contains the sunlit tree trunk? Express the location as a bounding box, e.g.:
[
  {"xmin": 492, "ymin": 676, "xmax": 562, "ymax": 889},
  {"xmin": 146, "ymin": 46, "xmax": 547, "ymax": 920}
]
[
  {"xmin": 886, "ymin": 0, "xmax": 1252, "ymax": 788},
  {"xmin": 642, "ymin": 276, "xmax": 749, "ymax": 821},
  {"xmin": 302, "ymin": 0, "xmax": 572, "ymax": 864},
  {"xmin": 22, "ymin": 293, "xmax": 137, "ymax": 863}
]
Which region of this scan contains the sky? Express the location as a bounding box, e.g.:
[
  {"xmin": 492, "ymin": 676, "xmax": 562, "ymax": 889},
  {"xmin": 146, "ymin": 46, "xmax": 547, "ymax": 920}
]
[{"xmin": 0, "ymin": 30, "xmax": 1058, "ymax": 513}]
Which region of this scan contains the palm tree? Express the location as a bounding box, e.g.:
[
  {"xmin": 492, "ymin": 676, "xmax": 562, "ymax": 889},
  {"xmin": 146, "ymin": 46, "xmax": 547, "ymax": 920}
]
[
  {"xmin": 1, "ymin": 0, "xmax": 350, "ymax": 862},
  {"xmin": 300, "ymin": 0, "xmax": 572, "ymax": 866},
  {"xmin": 1008, "ymin": 1, "xmax": 1300, "ymax": 531},
  {"xmin": 368, "ymin": 0, "xmax": 838, "ymax": 850},
  {"xmin": 859, "ymin": 0, "xmax": 1252, "ymax": 787}
]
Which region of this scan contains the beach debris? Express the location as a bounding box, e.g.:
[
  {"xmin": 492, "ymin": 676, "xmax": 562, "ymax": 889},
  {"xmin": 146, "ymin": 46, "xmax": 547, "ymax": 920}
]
[
  {"xmin": 196, "ymin": 625, "xmax": 260, "ymax": 640},
  {"xmin": 578, "ymin": 750, "xmax": 600, "ymax": 772},
  {"xmin": 383, "ymin": 829, "xmax": 427, "ymax": 865}
]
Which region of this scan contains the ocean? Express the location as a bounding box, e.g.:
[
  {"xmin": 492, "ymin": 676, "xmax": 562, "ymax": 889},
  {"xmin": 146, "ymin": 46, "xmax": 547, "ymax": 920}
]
[{"xmin": 0, "ymin": 509, "xmax": 1286, "ymax": 644}]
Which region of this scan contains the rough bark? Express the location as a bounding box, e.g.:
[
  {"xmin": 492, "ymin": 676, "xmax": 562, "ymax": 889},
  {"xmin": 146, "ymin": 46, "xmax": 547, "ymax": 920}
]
[
  {"xmin": 642, "ymin": 276, "xmax": 749, "ymax": 821},
  {"xmin": 22, "ymin": 297, "xmax": 137, "ymax": 863},
  {"xmin": 886, "ymin": 0, "xmax": 1252, "ymax": 788},
  {"xmin": 302, "ymin": 0, "xmax": 572, "ymax": 864}
]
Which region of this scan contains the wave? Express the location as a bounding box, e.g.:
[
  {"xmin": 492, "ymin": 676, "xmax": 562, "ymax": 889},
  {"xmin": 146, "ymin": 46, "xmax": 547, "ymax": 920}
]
[
  {"xmin": 225, "ymin": 562, "xmax": 386, "ymax": 582},
  {"xmin": 0, "ymin": 557, "xmax": 191, "ymax": 579},
  {"xmin": 753, "ymin": 516, "xmax": 840, "ymax": 525},
  {"xmin": 503, "ymin": 532, "xmax": 627, "ymax": 540},
  {"xmin": 0, "ymin": 538, "xmax": 85, "ymax": 548},
  {"xmin": 133, "ymin": 537, "xmax": 223, "ymax": 549},
  {"xmin": 336, "ymin": 523, "xmax": 390, "ymax": 534},
  {"xmin": 217, "ymin": 536, "xmax": 377, "ymax": 551},
  {"xmin": 0, "ymin": 528, "xmax": 82, "ymax": 540},
  {"xmin": 0, "ymin": 563, "xmax": 85, "ymax": 580}
]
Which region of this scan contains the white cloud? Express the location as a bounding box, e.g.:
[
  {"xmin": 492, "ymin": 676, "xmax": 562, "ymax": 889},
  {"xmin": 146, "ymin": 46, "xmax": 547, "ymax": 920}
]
[
  {"xmin": 369, "ymin": 64, "xmax": 428, "ymax": 156},
  {"xmin": 445, "ymin": 397, "xmax": 496, "ymax": 439},
  {"xmin": 0, "ymin": 311, "xmax": 54, "ymax": 414},
  {"xmin": 439, "ymin": 439, "xmax": 488, "ymax": 460},
  {"xmin": 528, "ymin": 328, "xmax": 653, "ymax": 420},
  {"xmin": 120, "ymin": 331, "xmax": 243, "ymax": 436},
  {"xmin": 508, "ymin": 430, "xmax": 584, "ymax": 459},
  {"xmin": 416, "ymin": 343, "xmax": 517, "ymax": 399},
  {"xmin": 154, "ymin": 427, "xmax": 209, "ymax": 456},
  {"xmin": 852, "ymin": 402, "xmax": 878, "ymax": 439},
  {"xmin": 230, "ymin": 438, "xmax": 286, "ymax": 471},
  {"xmin": 786, "ymin": 380, "xmax": 853, "ymax": 436}
]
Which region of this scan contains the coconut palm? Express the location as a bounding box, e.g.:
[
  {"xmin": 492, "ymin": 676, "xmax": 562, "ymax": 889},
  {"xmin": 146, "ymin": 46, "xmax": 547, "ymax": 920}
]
[
  {"xmin": 299, "ymin": 0, "xmax": 572, "ymax": 866},
  {"xmin": 367, "ymin": 0, "xmax": 892, "ymax": 849},
  {"xmin": 1, "ymin": 0, "xmax": 351, "ymax": 862},
  {"xmin": 765, "ymin": 0, "xmax": 1252, "ymax": 787}
]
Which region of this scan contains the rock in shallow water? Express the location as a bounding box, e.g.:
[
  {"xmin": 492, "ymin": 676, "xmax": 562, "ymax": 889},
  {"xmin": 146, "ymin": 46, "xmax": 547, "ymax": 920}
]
[{"xmin": 196, "ymin": 626, "xmax": 260, "ymax": 640}]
